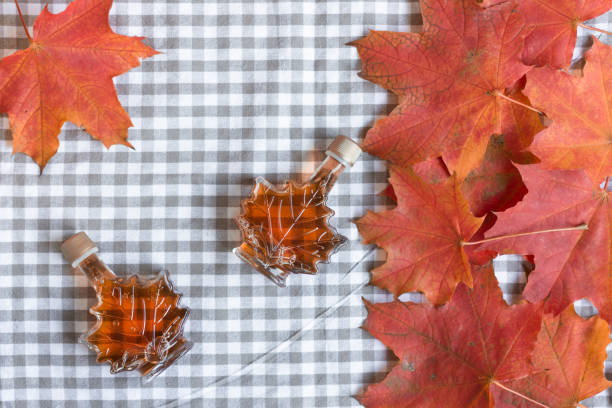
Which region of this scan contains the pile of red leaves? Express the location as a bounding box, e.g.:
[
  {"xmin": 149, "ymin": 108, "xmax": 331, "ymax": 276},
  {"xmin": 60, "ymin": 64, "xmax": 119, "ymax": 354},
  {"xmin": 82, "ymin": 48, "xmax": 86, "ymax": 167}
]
[{"xmin": 353, "ymin": 0, "xmax": 612, "ymax": 406}]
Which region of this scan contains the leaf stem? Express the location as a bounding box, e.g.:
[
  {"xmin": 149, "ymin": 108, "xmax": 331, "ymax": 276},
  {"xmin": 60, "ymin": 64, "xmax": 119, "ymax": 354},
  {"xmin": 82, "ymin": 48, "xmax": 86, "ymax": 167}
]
[
  {"xmin": 605, "ymin": 177, "xmax": 610, "ymax": 191},
  {"xmin": 13, "ymin": 0, "xmax": 32, "ymax": 43},
  {"xmin": 463, "ymin": 224, "xmax": 588, "ymax": 246},
  {"xmin": 578, "ymin": 22, "xmax": 612, "ymax": 37},
  {"xmin": 495, "ymin": 91, "xmax": 543, "ymax": 115},
  {"xmin": 492, "ymin": 380, "xmax": 550, "ymax": 407}
]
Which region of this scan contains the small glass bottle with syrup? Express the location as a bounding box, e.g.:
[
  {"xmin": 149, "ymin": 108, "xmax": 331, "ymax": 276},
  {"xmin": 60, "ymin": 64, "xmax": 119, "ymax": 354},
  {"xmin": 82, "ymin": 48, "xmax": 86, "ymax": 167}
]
[
  {"xmin": 61, "ymin": 232, "xmax": 192, "ymax": 382},
  {"xmin": 234, "ymin": 135, "xmax": 362, "ymax": 287}
]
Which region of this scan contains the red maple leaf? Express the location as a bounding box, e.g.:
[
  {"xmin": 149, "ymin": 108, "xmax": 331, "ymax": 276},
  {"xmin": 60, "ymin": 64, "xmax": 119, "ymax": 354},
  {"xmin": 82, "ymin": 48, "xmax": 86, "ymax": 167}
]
[
  {"xmin": 412, "ymin": 156, "xmax": 451, "ymax": 185},
  {"xmin": 359, "ymin": 263, "xmax": 542, "ymax": 408},
  {"xmin": 461, "ymin": 75, "xmax": 542, "ymax": 217},
  {"xmin": 525, "ymin": 37, "xmax": 612, "ymax": 187},
  {"xmin": 493, "ymin": 306, "xmax": 612, "ymax": 408},
  {"xmin": 0, "ymin": 0, "xmax": 158, "ymax": 170},
  {"xmin": 476, "ymin": 164, "xmax": 612, "ymax": 324},
  {"xmin": 380, "ymin": 157, "xmax": 451, "ymax": 203},
  {"xmin": 355, "ymin": 166, "xmax": 484, "ymax": 305},
  {"xmin": 462, "ymin": 135, "xmax": 530, "ymax": 217},
  {"xmin": 351, "ymin": 0, "xmax": 536, "ymax": 179},
  {"xmin": 519, "ymin": 0, "xmax": 612, "ymax": 68}
]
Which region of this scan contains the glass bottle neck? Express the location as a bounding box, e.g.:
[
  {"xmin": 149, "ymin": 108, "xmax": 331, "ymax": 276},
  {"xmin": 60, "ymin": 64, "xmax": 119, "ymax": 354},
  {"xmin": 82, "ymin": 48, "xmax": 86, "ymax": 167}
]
[
  {"xmin": 308, "ymin": 155, "xmax": 347, "ymax": 194},
  {"xmin": 76, "ymin": 252, "xmax": 116, "ymax": 290}
]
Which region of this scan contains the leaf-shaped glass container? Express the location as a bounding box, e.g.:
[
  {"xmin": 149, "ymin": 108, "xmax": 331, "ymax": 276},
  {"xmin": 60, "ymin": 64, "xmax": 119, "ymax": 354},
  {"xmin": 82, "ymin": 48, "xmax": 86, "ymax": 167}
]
[
  {"xmin": 61, "ymin": 232, "xmax": 192, "ymax": 383},
  {"xmin": 234, "ymin": 135, "xmax": 362, "ymax": 286}
]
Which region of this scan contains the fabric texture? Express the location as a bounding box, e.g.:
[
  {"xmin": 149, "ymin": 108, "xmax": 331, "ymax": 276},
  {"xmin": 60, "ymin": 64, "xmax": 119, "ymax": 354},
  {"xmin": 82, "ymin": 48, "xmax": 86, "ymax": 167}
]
[{"xmin": 0, "ymin": 1, "xmax": 610, "ymax": 407}]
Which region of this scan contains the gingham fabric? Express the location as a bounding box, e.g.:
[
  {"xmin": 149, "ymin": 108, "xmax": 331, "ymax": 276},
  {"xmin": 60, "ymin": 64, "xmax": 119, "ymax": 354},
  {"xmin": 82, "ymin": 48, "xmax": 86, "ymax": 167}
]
[{"xmin": 0, "ymin": 1, "xmax": 610, "ymax": 407}]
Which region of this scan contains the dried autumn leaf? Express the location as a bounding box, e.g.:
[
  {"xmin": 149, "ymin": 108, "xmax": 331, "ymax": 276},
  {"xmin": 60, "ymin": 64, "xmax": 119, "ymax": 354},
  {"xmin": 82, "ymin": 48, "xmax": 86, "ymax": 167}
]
[
  {"xmin": 359, "ymin": 263, "xmax": 542, "ymax": 408},
  {"xmin": 385, "ymin": 79, "xmax": 540, "ymax": 217},
  {"xmin": 519, "ymin": 0, "xmax": 612, "ymax": 68},
  {"xmin": 460, "ymin": 73, "xmax": 541, "ymax": 217},
  {"xmin": 234, "ymin": 176, "xmax": 345, "ymax": 286},
  {"xmin": 412, "ymin": 156, "xmax": 451, "ymax": 184},
  {"xmin": 525, "ymin": 37, "xmax": 612, "ymax": 186},
  {"xmin": 355, "ymin": 166, "xmax": 484, "ymax": 305},
  {"xmin": 476, "ymin": 165, "xmax": 612, "ymax": 323},
  {"xmin": 351, "ymin": 0, "xmax": 534, "ymax": 179},
  {"xmin": 0, "ymin": 0, "xmax": 158, "ymax": 170},
  {"xmin": 381, "ymin": 157, "xmax": 450, "ymax": 203},
  {"xmin": 86, "ymin": 271, "xmax": 191, "ymax": 374},
  {"xmin": 462, "ymin": 134, "xmax": 530, "ymax": 217},
  {"xmin": 499, "ymin": 76, "xmax": 545, "ymax": 154},
  {"xmin": 493, "ymin": 305, "xmax": 612, "ymax": 408}
]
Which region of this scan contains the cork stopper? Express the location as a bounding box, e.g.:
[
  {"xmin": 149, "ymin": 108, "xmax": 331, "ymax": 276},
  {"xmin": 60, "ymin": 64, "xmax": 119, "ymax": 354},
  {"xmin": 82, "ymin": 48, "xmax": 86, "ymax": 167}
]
[
  {"xmin": 61, "ymin": 232, "xmax": 98, "ymax": 268},
  {"xmin": 326, "ymin": 135, "xmax": 362, "ymax": 167}
]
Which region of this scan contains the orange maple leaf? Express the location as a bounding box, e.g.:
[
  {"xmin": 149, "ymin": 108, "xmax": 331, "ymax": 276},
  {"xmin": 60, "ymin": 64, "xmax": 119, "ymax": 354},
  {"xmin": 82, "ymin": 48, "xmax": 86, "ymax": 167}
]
[
  {"xmin": 493, "ymin": 306, "xmax": 612, "ymax": 408},
  {"xmin": 526, "ymin": 37, "xmax": 612, "ymax": 187},
  {"xmin": 380, "ymin": 157, "xmax": 452, "ymax": 203},
  {"xmin": 351, "ymin": 0, "xmax": 537, "ymax": 179},
  {"xmin": 519, "ymin": 0, "xmax": 612, "ymax": 68},
  {"xmin": 0, "ymin": 0, "xmax": 158, "ymax": 170},
  {"xmin": 360, "ymin": 263, "xmax": 543, "ymax": 408},
  {"xmin": 476, "ymin": 165, "xmax": 612, "ymax": 324},
  {"xmin": 462, "ymin": 78, "xmax": 542, "ymax": 217},
  {"xmin": 355, "ymin": 166, "xmax": 484, "ymax": 305},
  {"xmin": 462, "ymin": 135, "xmax": 529, "ymax": 217},
  {"xmin": 478, "ymin": 0, "xmax": 612, "ymax": 68}
]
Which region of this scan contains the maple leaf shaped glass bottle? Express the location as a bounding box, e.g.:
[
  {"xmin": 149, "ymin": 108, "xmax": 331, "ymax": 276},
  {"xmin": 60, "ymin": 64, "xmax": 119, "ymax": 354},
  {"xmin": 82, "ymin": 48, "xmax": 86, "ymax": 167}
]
[
  {"xmin": 234, "ymin": 135, "xmax": 362, "ymax": 287},
  {"xmin": 61, "ymin": 232, "xmax": 192, "ymax": 382}
]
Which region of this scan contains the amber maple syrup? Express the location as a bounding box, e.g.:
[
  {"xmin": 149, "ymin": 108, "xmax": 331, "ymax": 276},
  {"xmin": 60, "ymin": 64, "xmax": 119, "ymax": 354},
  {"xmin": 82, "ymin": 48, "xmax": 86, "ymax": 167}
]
[
  {"xmin": 234, "ymin": 135, "xmax": 362, "ymax": 286},
  {"xmin": 62, "ymin": 232, "xmax": 192, "ymax": 382}
]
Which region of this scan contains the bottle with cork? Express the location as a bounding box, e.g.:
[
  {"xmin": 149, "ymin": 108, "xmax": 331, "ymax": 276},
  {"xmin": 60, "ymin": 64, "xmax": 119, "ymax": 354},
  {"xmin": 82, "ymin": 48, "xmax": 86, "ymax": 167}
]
[
  {"xmin": 61, "ymin": 232, "xmax": 192, "ymax": 382},
  {"xmin": 234, "ymin": 135, "xmax": 362, "ymax": 287}
]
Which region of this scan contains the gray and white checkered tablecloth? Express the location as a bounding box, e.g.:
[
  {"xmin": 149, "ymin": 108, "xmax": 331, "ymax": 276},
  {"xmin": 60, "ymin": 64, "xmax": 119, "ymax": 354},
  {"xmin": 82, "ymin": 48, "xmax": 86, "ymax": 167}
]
[{"xmin": 0, "ymin": 1, "xmax": 611, "ymax": 407}]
